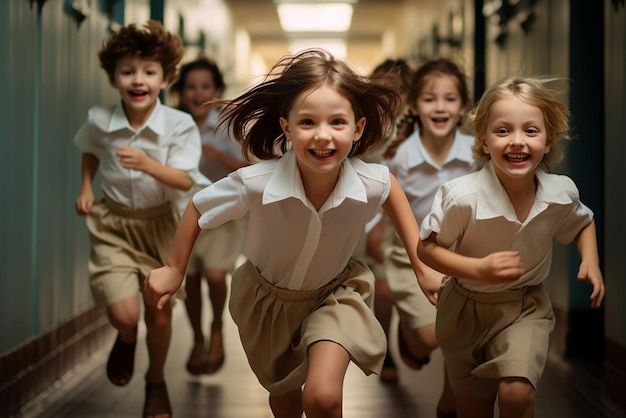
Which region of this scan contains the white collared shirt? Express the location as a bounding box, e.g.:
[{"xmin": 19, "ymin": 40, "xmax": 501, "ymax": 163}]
[
  {"xmin": 193, "ymin": 150, "xmax": 391, "ymax": 290},
  {"xmin": 385, "ymin": 130, "xmax": 475, "ymax": 222},
  {"xmin": 198, "ymin": 107, "xmax": 243, "ymax": 181},
  {"xmin": 420, "ymin": 160, "xmax": 594, "ymax": 292},
  {"xmin": 74, "ymin": 100, "xmax": 203, "ymax": 209}
]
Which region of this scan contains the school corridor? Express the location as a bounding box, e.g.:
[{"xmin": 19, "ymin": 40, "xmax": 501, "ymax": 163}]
[{"xmin": 12, "ymin": 279, "xmax": 626, "ymax": 418}]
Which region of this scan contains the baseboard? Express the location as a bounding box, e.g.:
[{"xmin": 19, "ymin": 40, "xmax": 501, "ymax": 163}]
[
  {"xmin": 605, "ymin": 337, "xmax": 626, "ymax": 407},
  {"xmin": 0, "ymin": 308, "xmax": 113, "ymax": 418}
]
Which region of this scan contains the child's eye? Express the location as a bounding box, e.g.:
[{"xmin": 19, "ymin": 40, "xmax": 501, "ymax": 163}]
[
  {"xmin": 526, "ymin": 128, "xmax": 539, "ymax": 135},
  {"xmin": 495, "ymin": 127, "xmax": 509, "ymax": 135},
  {"xmin": 300, "ymin": 119, "xmax": 314, "ymax": 126},
  {"xmin": 331, "ymin": 119, "xmax": 346, "ymax": 126}
]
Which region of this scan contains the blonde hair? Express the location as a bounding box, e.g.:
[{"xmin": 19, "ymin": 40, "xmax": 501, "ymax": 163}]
[{"xmin": 469, "ymin": 75, "xmax": 570, "ymax": 171}]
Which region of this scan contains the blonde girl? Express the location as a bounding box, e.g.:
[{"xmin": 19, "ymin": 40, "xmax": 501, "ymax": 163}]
[{"xmin": 418, "ymin": 75, "xmax": 605, "ymax": 418}]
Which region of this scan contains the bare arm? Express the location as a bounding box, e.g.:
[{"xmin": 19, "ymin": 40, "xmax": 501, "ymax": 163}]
[
  {"xmin": 144, "ymin": 200, "xmax": 202, "ymax": 309},
  {"xmin": 116, "ymin": 146, "xmax": 193, "ymax": 191},
  {"xmin": 573, "ymin": 219, "xmax": 605, "ymax": 308},
  {"xmin": 202, "ymin": 144, "xmax": 248, "ymax": 172},
  {"xmin": 418, "ymin": 232, "xmax": 524, "ymax": 303},
  {"xmin": 381, "ymin": 174, "xmax": 428, "ymax": 283},
  {"xmin": 75, "ymin": 153, "xmax": 99, "ymax": 214}
]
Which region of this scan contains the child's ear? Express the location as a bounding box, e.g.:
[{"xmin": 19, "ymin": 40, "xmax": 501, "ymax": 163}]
[
  {"xmin": 544, "ymin": 139, "xmax": 552, "ymax": 154},
  {"xmin": 279, "ymin": 117, "xmax": 291, "ymax": 141},
  {"xmin": 480, "ymin": 135, "xmax": 490, "ymax": 155},
  {"xmin": 160, "ymin": 76, "xmax": 171, "ymax": 90},
  {"xmin": 353, "ymin": 117, "xmax": 366, "ymax": 142}
]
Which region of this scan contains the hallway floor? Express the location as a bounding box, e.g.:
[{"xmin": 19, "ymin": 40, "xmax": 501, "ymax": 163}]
[{"xmin": 13, "ymin": 284, "xmax": 626, "ymax": 418}]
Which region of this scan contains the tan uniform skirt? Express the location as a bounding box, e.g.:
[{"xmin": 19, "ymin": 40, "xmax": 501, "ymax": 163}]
[
  {"xmin": 229, "ymin": 257, "xmax": 386, "ymax": 395},
  {"xmin": 186, "ymin": 218, "xmax": 246, "ymax": 275},
  {"xmin": 436, "ymin": 278, "xmax": 555, "ymax": 399},
  {"xmin": 85, "ymin": 197, "xmax": 183, "ymax": 308},
  {"xmin": 384, "ymin": 234, "xmax": 436, "ymax": 329}
]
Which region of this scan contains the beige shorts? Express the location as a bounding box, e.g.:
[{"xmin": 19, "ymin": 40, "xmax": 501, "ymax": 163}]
[
  {"xmin": 85, "ymin": 198, "xmax": 184, "ymax": 308},
  {"xmin": 436, "ymin": 278, "xmax": 555, "ymax": 399},
  {"xmin": 384, "ymin": 237, "xmax": 436, "ymax": 329},
  {"xmin": 186, "ymin": 218, "xmax": 246, "ymax": 275},
  {"xmin": 229, "ymin": 257, "xmax": 386, "ymax": 395}
]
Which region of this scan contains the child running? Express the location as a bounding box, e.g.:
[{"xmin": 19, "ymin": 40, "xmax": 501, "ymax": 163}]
[
  {"xmin": 382, "ymin": 57, "xmax": 475, "ymax": 416},
  {"xmin": 418, "ymin": 75, "xmax": 605, "ymax": 418},
  {"xmin": 74, "ymin": 21, "xmax": 202, "ymax": 418},
  {"xmin": 145, "ymin": 49, "xmax": 425, "ymax": 418},
  {"xmin": 169, "ymin": 57, "xmax": 247, "ymax": 375}
]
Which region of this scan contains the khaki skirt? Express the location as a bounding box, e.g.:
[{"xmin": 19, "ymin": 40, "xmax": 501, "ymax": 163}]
[
  {"xmin": 436, "ymin": 278, "xmax": 555, "ymax": 399},
  {"xmin": 384, "ymin": 235, "xmax": 436, "ymax": 329},
  {"xmin": 229, "ymin": 257, "xmax": 386, "ymax": 395},
  {"xmin": 85, "ymin": 197, "xmax": 183, "ymax": 307},
  {"xmin": 187, "ymin": 218, "xmax": 247, "ymax": 275}
]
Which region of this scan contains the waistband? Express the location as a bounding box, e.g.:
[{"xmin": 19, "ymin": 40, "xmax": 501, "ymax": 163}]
[
  {"xmin": 103, "ymin": 195, "xmax": 172, "ymax": 219},
  {"xmin": 245, "ymin": 257, "xmax": 362, "ymax": 302},
  {"xmin": 449, "ymin": 277, "xmax": 541, "ymax": 304}
]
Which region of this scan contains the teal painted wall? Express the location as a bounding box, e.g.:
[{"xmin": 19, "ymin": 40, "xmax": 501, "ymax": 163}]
[{"xmin": 0, "ymin": 0, "xmax": 120, "ymax": 353}]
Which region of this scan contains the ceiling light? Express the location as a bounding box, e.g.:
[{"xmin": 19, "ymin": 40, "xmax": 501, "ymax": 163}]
[{"xmin": 276, "ymin": 2, "xmax": 354, "ymax": 32}]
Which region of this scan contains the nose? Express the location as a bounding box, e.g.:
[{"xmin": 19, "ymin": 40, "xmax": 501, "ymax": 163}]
[
  {"xmin": 131, "ymin": 73, "xmax": 143, "ymax": 86},
  {"xmin": 314, "ymin": 124, "xmax": 332, "ymax": 140},
  {"xmin": 509, "ymin": 132, "xmax": 524, "ymax": 146}
]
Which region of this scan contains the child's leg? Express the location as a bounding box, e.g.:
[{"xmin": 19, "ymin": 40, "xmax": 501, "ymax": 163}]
[
  {"xmin": 269, "ymin": 389, "xmax": 303, "ymax": 418},
  {"xmin": 204, "ymin": 267, "xmax": 227, "ymax": 371},
  {"xmin": 455, "ymin": 393, "xmax": 495, "ymax": 418},
  {"xmin": 184, "ymin": 272, "xmax": 205, "ymax": 374},
  {"xmin": 107, "ymin": 295, "xmax": 141, "ymax": 341},
  {"xmin": 303, "ymin": 340, "xmax": 351, "ymax": 418},
  {"xmin": 143, "ymin": 301, "xmax": 172, "ymax": 383},
  {"xmin": 105, "ymin": 296, "xmax": 141, "ymax": 386},
  {"xmin": 498, "ymin": 377, "xmax": 535, "ymax": 418}
]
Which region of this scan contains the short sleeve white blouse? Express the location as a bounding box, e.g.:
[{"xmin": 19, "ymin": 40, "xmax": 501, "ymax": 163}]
[
  {"xmin": 74, "ymin": 100, "xmax": 203, "ymax": 209},
  {"xmin": 385, "ymin": 130, "xmax": 475, "ymax": 223},
  {"xmin": 193, "ymin": 150, "xmax": 391, "ymax": 290},
  {"xmin": 420, "ymin": 160, "xmax": 594, "ymax": 292}
]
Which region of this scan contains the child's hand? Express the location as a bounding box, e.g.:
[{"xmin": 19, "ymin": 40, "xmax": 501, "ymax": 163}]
[
  {"xmin": 577, "ymin": 262, "xmax": 605, "ymax": 309},
  {"xmin": 144, "ymin": 265, "xmax": 184, "ymax": 310},
  {"xmin": 479, "ymin": 251, "xmax": 524, "ymax": 284},
  {"xmin": 117, "ymin": 146, "xmax": 151, "ymax": 172},
  {"xmin": 418, "ymin": 266, "xmax": 446, "ymax": 306},
  {"xmin": 75, "ymin": 190, "xmax": 94, "ymax": 214}
]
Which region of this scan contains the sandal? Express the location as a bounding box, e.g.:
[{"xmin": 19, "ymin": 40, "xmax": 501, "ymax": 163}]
[
  {"xmin": 204, "ymin": 329, "xmax": 225, "ymax": 374},
  {"xmin": 397, "ymin": 323, "xmax": 430, "ymax": 370},
  {"xmin": 143, "ymin": 381, "xmax": 172, "ymax": 418},
  {"xmin": 106, "ymin": 333, "xmax": 136, "ymax": 386},
  {"xmin": 379, "ymin": 352, "xmax": 398, "ymax": 383},
  {"xmin": 186, "ymin": 342, "xmax": 206, "ymax": 376},
  {"xmin": 437, "ymin": 408, "xmax": 457, "ymax": 418}
]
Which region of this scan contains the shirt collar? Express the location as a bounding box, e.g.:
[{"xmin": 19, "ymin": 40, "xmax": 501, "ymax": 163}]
[
  {"xmin": 263, "ymin": 150, "xmax": 368, "ymax": 210},
  {"xmin": 406, "ymin": 130, "xmax": 474, "ymax": 169},
  {"xmin": 476, "ymin": 160, "xmax": 575, "ymax": 222},
  {"xmin": 107, "ymin": 99, "xmax": 165, "ymax": 135}
]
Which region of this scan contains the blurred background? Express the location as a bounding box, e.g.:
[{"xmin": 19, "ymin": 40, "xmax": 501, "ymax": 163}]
[{"xmin": 0, "ymin": 1, "xmax": 624, "ymax": 416}]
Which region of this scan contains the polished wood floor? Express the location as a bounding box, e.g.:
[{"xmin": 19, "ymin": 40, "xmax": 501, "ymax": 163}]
[{"xmin": 14, "ymin": 280, "xmax": 626, "ymax": 418}]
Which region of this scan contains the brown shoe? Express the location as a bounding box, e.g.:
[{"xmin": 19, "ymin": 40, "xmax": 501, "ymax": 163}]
[{"xmin": 143, "ymin": 381, "xmax": 172, "ymax": 418}]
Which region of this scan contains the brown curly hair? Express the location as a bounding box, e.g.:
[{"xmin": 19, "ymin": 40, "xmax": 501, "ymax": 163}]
[
  {"xmin": 98, "ymin": 20, "xmax": 184, "ymax": 84},
  {"xmin": 218, "ymin": 49, "xmax": 401, "ymax": 161}
]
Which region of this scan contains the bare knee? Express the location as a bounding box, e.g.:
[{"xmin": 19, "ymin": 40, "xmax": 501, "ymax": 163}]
[
  {"xmin": 302, "ymin": 383, "xmax": 342, "ymax": 418},
  {"xmin": 269, "ymin": 390, "xmax": 303, "ymax": 418},
  {"xmin": 107, "ymin": 297, "xmax": 140, "ymax": 331},
  {"xmin": 498, "ymin": 378, "xmax": 535, "ymax": 417}
]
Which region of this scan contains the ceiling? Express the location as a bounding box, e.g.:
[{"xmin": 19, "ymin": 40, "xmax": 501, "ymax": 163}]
[{"xmin": 224, "ymin": 0, "xmax": 409, "ymax": 71}]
